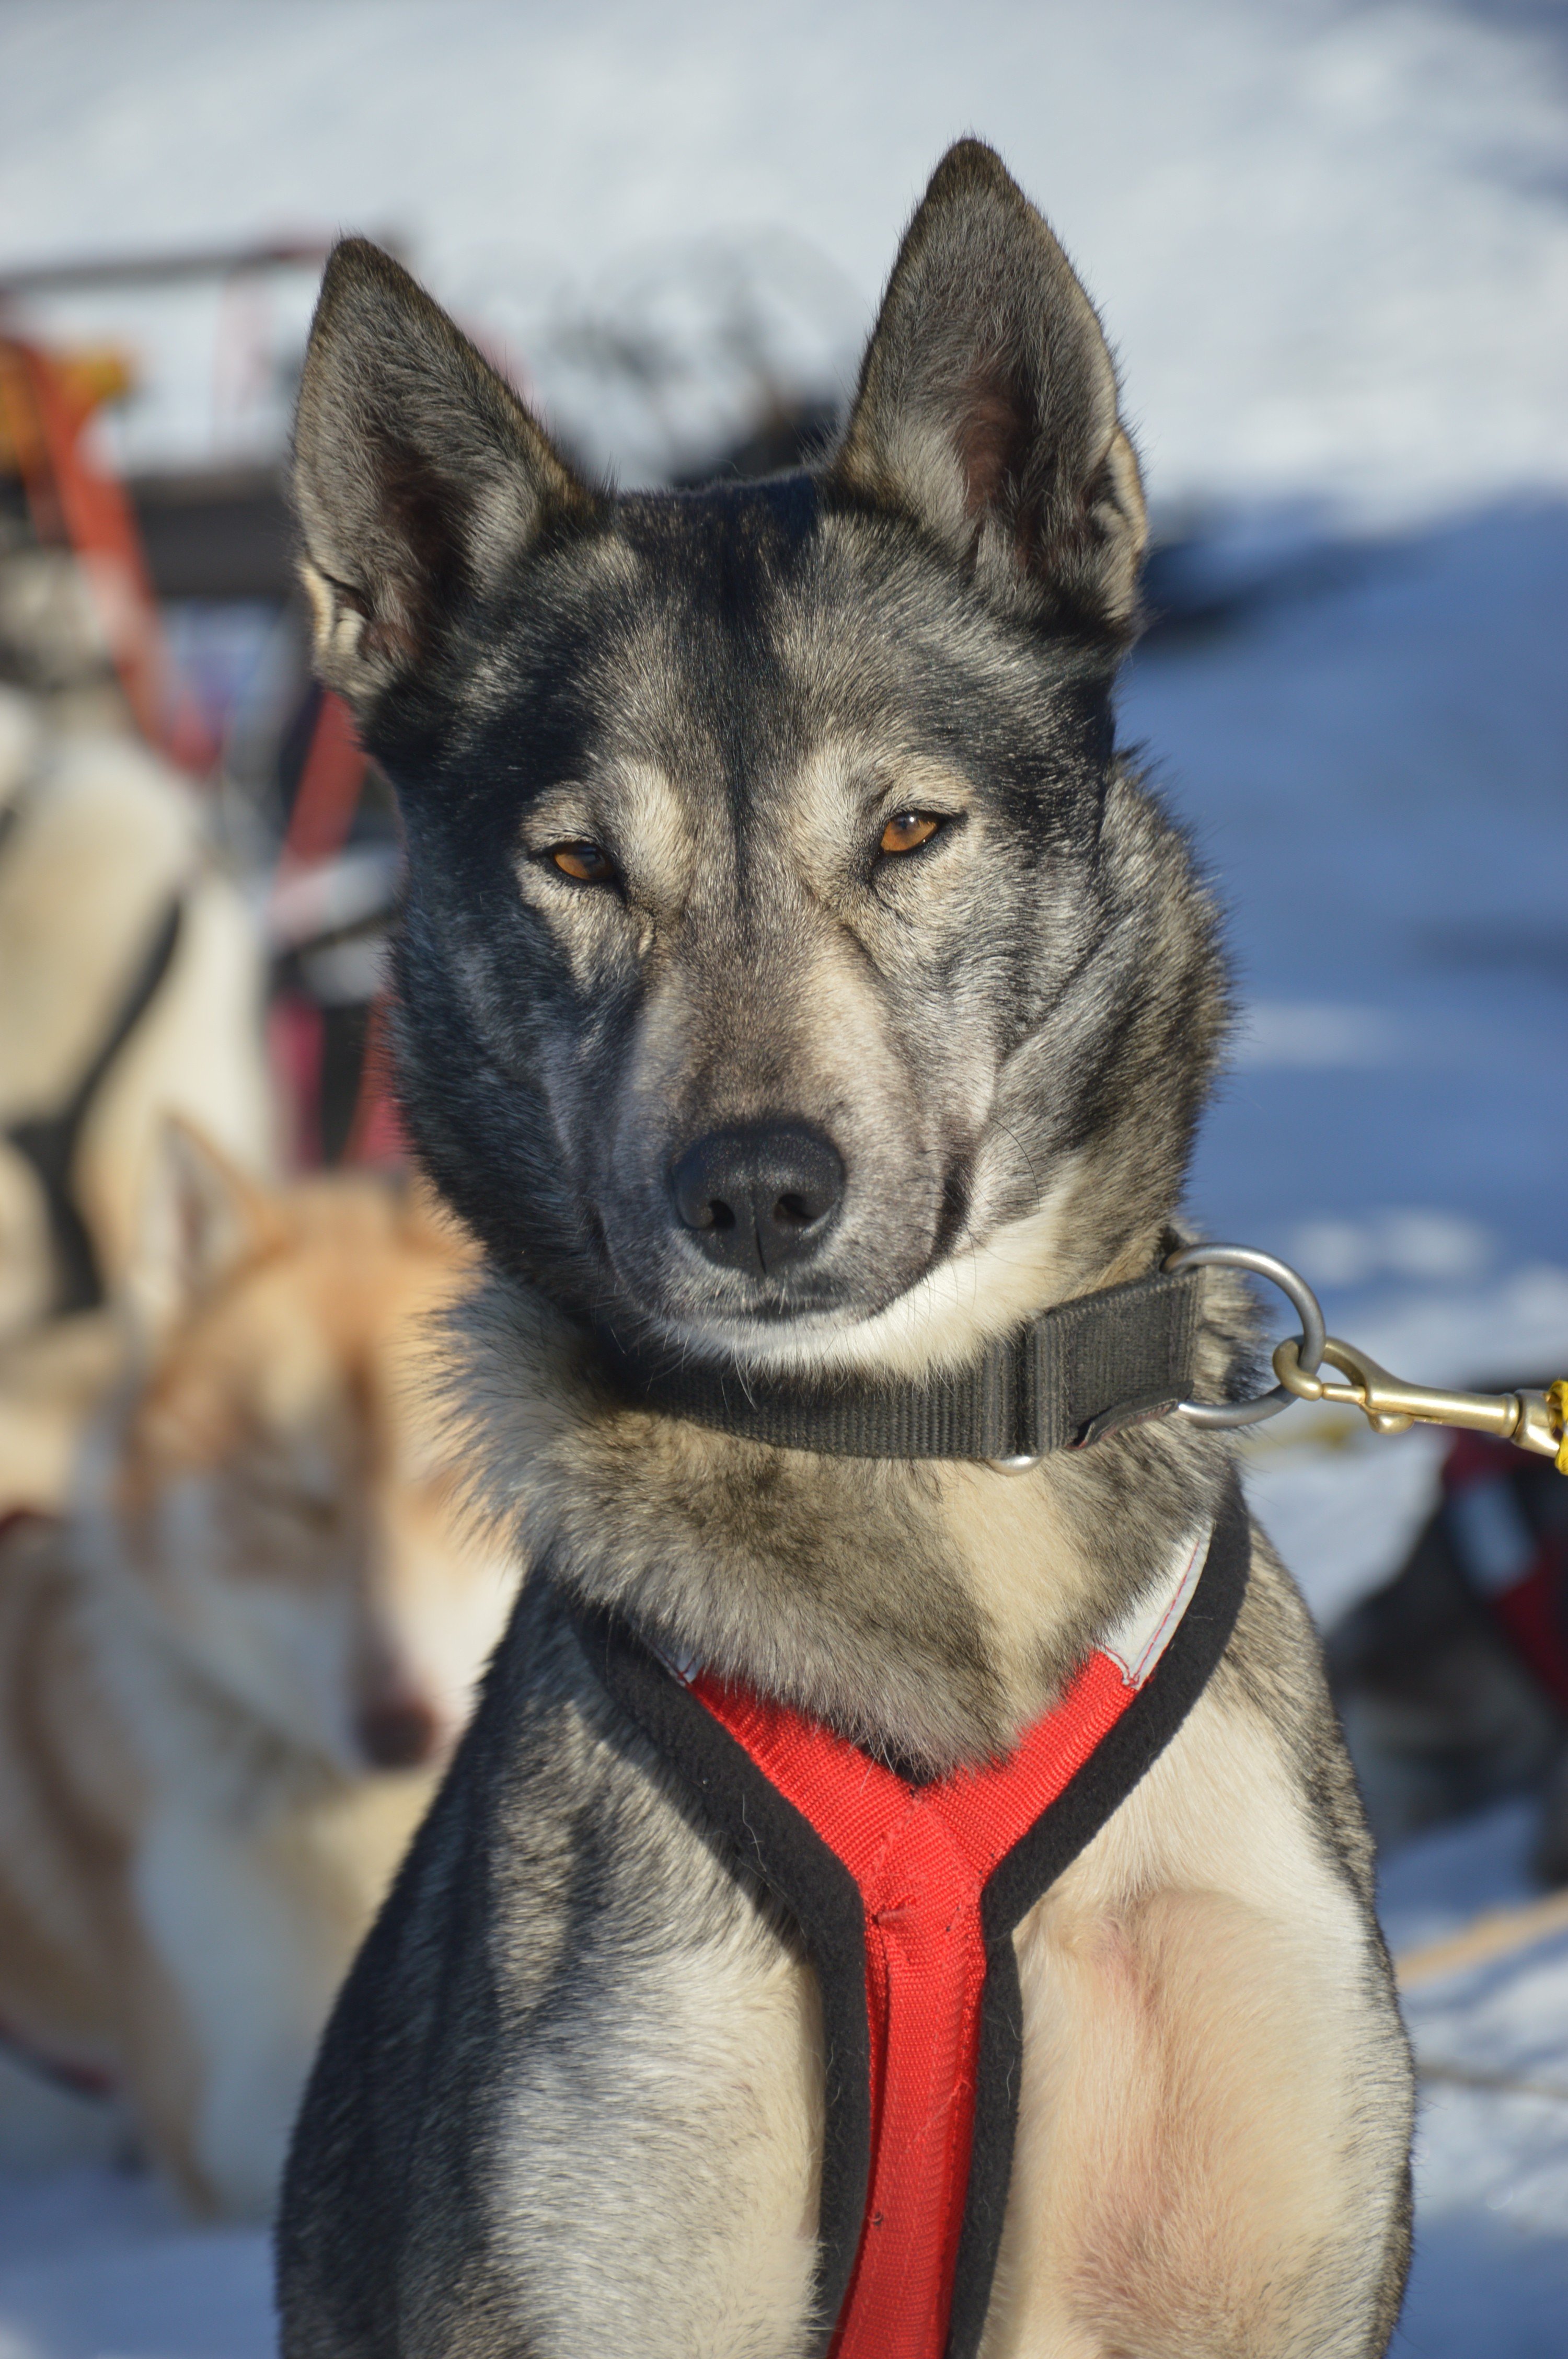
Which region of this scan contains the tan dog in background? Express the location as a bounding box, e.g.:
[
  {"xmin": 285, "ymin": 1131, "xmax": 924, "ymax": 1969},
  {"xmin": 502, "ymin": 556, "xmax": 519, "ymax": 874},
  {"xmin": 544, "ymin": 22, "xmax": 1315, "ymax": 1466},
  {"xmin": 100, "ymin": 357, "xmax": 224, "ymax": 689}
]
[{"xmin": 0, "ymin": 1127, "xmax": 514, "ymax": 2215}]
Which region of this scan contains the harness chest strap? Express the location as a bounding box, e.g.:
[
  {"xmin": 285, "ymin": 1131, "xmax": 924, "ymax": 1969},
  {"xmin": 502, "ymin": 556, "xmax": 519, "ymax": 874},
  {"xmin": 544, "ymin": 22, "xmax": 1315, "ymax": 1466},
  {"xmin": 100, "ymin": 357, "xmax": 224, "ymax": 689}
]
[{"xmin": 575, "ymin": 1481, "xmax": 1249, "ymax": 2359}]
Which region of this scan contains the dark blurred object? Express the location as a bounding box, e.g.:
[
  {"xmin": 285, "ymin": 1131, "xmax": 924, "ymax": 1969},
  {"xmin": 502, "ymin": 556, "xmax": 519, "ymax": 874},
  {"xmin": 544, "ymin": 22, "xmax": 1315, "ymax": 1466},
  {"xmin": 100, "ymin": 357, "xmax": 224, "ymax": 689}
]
[
  {"xmin": 1329, "ymin": 1422, "xmax": 1568, "ymax": 1881},
  {"xmin": 268, "ymin": 684, "xmax": 402, "ymax": 1168},
  {"xmin": 0, "ymin": 236, "xmax": 339, "ymax": 303},
  {"xmin": 672, "ymin": 394, "xmax": 838, "ymax": 485},
  {"xmin": 5, "ymin": 901, "xmax": 181, "ymax": 1316},
  {"xmin": 1139, "ymin": 526, "xmax": 1376, "ymax": 647},
  {"xmin": 131, "ymin": 467, "xmax": 293, "ymax": 602}
]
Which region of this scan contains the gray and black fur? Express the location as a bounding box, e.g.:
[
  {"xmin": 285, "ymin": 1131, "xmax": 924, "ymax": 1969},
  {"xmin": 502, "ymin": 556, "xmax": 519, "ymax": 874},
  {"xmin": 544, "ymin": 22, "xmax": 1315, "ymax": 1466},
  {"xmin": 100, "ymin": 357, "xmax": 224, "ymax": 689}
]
[{"xmin": 280, "ymin": 142, "xmax": 1413, "ymax": 2356}]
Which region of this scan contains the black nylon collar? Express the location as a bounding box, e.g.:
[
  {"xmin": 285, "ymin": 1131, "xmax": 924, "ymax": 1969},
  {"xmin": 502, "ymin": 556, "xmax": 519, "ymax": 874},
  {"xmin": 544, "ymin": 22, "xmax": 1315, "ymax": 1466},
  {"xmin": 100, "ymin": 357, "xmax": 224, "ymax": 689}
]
[{"xmin": 599, "ymin": 1257, "xmax": 1205, "ymax": 1461}]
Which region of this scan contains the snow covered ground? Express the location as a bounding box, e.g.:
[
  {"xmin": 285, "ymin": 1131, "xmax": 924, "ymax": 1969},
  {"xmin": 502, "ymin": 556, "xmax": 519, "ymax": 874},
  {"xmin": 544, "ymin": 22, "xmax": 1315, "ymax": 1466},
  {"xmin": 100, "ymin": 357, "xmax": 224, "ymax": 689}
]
[
  {"xmin": 1126, "ymin": 495, "xmax": 1568, "ymax": 1634},
  {"xmin": 1, "ymin": 1, "xmax": 1566, "ymax": 2350},
  {"xmin": 1383, "ymin": 1804, "xmax": 1568, "ymax": 2358}
]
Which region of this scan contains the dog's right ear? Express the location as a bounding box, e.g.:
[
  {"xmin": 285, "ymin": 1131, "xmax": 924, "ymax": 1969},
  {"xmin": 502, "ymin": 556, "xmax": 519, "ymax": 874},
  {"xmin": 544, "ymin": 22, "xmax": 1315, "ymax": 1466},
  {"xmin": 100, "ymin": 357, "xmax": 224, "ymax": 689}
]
[{"xmin": 292, "ymin": 239, "xmax": 593, "ymax": 713}]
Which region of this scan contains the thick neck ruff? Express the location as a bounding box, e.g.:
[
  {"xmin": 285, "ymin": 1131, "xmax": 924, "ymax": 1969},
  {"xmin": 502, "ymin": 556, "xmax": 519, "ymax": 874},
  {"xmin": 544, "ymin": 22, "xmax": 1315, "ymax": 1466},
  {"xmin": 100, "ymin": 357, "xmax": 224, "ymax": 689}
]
[
  {"xmin": 566, "ymin": 1479, "xmax": 1249, "ymax": 2359},
  {"xmin": 598, "ymin": 1255, "xmax": 1207, "ymax": 1462}
]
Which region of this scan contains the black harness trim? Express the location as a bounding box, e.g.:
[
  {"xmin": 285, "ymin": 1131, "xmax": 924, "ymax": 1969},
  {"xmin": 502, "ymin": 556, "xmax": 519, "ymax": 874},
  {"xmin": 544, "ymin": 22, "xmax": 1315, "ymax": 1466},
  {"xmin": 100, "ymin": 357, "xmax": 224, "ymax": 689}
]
[
  {"xmin": 565, "ymin": 1479, "xmax": 1249, "ymax": 2359},
  {"xmin": 4, "ymin": 896, "xmax": 183, "ymax": 1315},
  {"xmin": 598, "ymin": 1258, "xmax": 1206, "ymax": 1462}
]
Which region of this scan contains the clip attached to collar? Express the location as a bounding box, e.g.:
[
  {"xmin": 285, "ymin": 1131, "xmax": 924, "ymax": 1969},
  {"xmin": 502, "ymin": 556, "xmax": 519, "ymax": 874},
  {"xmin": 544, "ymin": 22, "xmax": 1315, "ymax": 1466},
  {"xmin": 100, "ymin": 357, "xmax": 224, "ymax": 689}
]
[
  {"xmin": 1275, "ymin": 1334, "xmax": 1568, "ymax": 1472},
  {"xmin": 1169, "ymin": 1242, "xmax": 1567, "ymax": 1475},
  {"xmin": 603, "ymin": 1238, "xmax": 1566, "ymax": 1475}
]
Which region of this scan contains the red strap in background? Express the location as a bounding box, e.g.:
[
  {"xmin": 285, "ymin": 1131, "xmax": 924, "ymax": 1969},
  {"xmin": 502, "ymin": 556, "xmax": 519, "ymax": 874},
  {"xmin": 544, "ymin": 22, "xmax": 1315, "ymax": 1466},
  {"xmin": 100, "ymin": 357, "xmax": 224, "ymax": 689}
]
[
  {"xmin": 268, "ymin": 691, "xmax": 406, "ymax": 1169},
  {"xmin": 276, "ymin": 691, "xmax": 366, "ymax": 873},
  {"xmin": 342, "ymin": 994, "xmax": 407, "ymax": 1166},
  {"xmin": 266, "ymin": 991, "xmax": 326, "ymax": 1172},
  {"xmin": 690, "ymin": 1647, "xmax": 1140, "ymax": 2359},
  {"xmin": 1444, "ymin": 1433, "xmax": 1568, "ymax": 1710}
]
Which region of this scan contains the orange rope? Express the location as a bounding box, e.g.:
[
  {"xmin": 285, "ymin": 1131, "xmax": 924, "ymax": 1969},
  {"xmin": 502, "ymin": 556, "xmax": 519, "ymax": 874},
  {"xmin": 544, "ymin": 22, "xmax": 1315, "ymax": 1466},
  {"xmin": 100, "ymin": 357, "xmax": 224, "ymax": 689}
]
[{"xmin": 0, "ymin": 335, "xmax": 214, "ymax": 771}]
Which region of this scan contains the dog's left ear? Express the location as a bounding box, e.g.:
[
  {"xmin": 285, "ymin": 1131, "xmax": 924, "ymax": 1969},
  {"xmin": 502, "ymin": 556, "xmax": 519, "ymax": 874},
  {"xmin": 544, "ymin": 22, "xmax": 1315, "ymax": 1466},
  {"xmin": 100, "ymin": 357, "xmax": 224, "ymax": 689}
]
[
  {"xmin": 292, "ymin": 239, "xmax": 595, "ymax": 715},
  {"xmin": 124, "ymin": 1118, "xmax": 283, "ymax": 1343},
  {"xmin": 830, "ymin": 141, "xmax": 1146, "ymax": 634}
]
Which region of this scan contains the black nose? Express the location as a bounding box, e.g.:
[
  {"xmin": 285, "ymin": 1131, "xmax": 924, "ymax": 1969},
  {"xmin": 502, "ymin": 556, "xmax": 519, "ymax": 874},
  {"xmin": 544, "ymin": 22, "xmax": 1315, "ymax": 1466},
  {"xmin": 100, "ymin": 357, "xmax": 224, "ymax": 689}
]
[
  {"xmin": 357, "ymin": 1694, "xmax": 441, "ymax": 1771},
  {"xmin": 669, "ymin": 1124, "xmax": 845, "ymax": 1276}
]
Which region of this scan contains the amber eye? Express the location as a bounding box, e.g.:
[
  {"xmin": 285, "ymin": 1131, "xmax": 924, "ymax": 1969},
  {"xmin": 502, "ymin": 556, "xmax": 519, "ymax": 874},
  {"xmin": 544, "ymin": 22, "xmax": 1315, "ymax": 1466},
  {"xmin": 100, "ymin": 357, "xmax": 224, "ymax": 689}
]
[
  {"xmin": 549, "ymin": 841, "xmax": 616, "ymax": 884},
  {"xmin": 879, "ymin": 810, "xmax": 941, "ymax": 856}
]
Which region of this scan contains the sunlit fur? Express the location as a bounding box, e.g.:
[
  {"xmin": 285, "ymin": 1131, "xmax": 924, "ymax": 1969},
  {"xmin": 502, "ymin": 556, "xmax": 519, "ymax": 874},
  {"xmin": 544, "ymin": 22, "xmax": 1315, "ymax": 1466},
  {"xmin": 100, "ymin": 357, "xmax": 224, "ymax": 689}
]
[{"xmin": 281, "ymin": 140, "xmax": 1413, "ymax": 2356}]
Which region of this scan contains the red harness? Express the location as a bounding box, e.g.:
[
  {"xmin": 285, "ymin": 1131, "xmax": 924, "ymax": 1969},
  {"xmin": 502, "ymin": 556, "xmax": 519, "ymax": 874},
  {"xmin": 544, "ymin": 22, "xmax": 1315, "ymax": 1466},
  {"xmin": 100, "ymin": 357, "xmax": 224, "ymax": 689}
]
[
  {"xmin": 690, "ymin": 1633, "xmax": 1178, "ymax": 2358},
  {"xmin": 580, "ymin": 1490, "xmax": 1246, "ymax": 2359}
]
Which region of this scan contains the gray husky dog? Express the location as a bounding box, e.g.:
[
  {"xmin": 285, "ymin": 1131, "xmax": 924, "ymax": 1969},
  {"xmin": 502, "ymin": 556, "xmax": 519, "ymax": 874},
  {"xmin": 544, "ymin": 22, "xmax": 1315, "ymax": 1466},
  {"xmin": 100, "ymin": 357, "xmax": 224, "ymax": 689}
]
[{"xmin": 280, "ymin": 143, "xmax": 1413, "ymax": 2357}]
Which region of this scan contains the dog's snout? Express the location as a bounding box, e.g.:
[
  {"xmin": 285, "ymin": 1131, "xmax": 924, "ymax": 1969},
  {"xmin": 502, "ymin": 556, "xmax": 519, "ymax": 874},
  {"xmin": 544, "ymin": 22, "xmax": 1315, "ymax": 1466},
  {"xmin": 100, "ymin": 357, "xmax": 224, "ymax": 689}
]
[
  {"xmin": 670, "ymin": 1125, "xmax": 845, "ymax": 1276},
  {"xmin": 357, "ymin": 1693, "xmax": 441, "ymax": 1771}
]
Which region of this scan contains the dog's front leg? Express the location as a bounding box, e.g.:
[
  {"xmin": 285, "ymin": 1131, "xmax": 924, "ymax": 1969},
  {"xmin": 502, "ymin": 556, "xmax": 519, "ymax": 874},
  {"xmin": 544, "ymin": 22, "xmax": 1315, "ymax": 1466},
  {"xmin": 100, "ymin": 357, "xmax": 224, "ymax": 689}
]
[{"xmin": 981, "ymin": 1567, "xmax": 1414, "ymax": 2358}]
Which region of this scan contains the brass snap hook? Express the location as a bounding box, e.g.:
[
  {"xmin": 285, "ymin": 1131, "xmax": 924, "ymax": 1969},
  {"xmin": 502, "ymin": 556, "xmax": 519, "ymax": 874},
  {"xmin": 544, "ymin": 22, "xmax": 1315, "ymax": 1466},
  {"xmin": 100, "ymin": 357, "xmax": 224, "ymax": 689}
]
[
  {"xmin": 1165, "ymin": 1242, "xmax": 1567, "ymax": 1471},
  {"xmin": 1273, "ymin": 1335, "xmax": 1568, "ymax": 1471}
]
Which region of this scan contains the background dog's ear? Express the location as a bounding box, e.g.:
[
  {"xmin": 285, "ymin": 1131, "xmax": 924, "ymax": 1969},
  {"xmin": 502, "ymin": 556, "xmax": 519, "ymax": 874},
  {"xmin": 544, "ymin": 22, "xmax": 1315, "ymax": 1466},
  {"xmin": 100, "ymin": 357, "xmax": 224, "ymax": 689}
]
[
  {"xmin": 830, "ymin": 141, "xmax": 1146, "ymax": 634},
  {"xmin": 398, "ymin": 1170, "xmax": 478, "ymax": 1264},
  {"xmin": 126, "ymin": 1118, "xmax": 282, "ymax": 1340},
  {"xmin": 292, "ymin": 239, "xmax": 593, "ymax": 711}
]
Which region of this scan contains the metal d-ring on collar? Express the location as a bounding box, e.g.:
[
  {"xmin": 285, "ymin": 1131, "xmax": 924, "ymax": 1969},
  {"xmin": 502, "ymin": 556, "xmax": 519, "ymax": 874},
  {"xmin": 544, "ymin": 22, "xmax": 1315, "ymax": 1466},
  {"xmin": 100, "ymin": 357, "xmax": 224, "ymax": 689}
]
[
  {"xmin": 1163, "ymin": 1242, "xmax": 1329, "ymax": 1430},
  {"xmin": 1166, "ymin": 1243, "xmax": 1567, "ymax": 1471},
  {"xmin": 987, "ymin": 1241, "xmax": 1329, "ymax": 1470}
]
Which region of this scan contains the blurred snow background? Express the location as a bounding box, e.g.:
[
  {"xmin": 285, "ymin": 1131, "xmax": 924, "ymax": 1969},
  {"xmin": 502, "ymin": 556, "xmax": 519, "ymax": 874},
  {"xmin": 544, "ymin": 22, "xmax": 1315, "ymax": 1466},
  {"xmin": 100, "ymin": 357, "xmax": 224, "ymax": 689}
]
[
  {"xmin": 3, "ymin": 0, "xmax": 1567, "ymax": 513},
  {"xmin": 1, "ymin": 0, "xmax": 1566, "ymax": 2351}
]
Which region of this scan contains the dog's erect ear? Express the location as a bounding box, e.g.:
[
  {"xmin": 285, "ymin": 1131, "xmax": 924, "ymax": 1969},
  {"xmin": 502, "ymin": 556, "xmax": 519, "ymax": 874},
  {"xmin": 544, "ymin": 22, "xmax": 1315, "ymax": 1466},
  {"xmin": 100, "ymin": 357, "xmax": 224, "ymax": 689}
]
[
  {"xmin": 127, "ymin": 1118, "xmax": 281, "ymax": 1338},
  {"xmin": 831, "ymin": 141, "xmax": 1146, "ymax": 633},
  {"xmin": 292, "ymin": 239, "xmax": 593, "ymax": 710}
]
